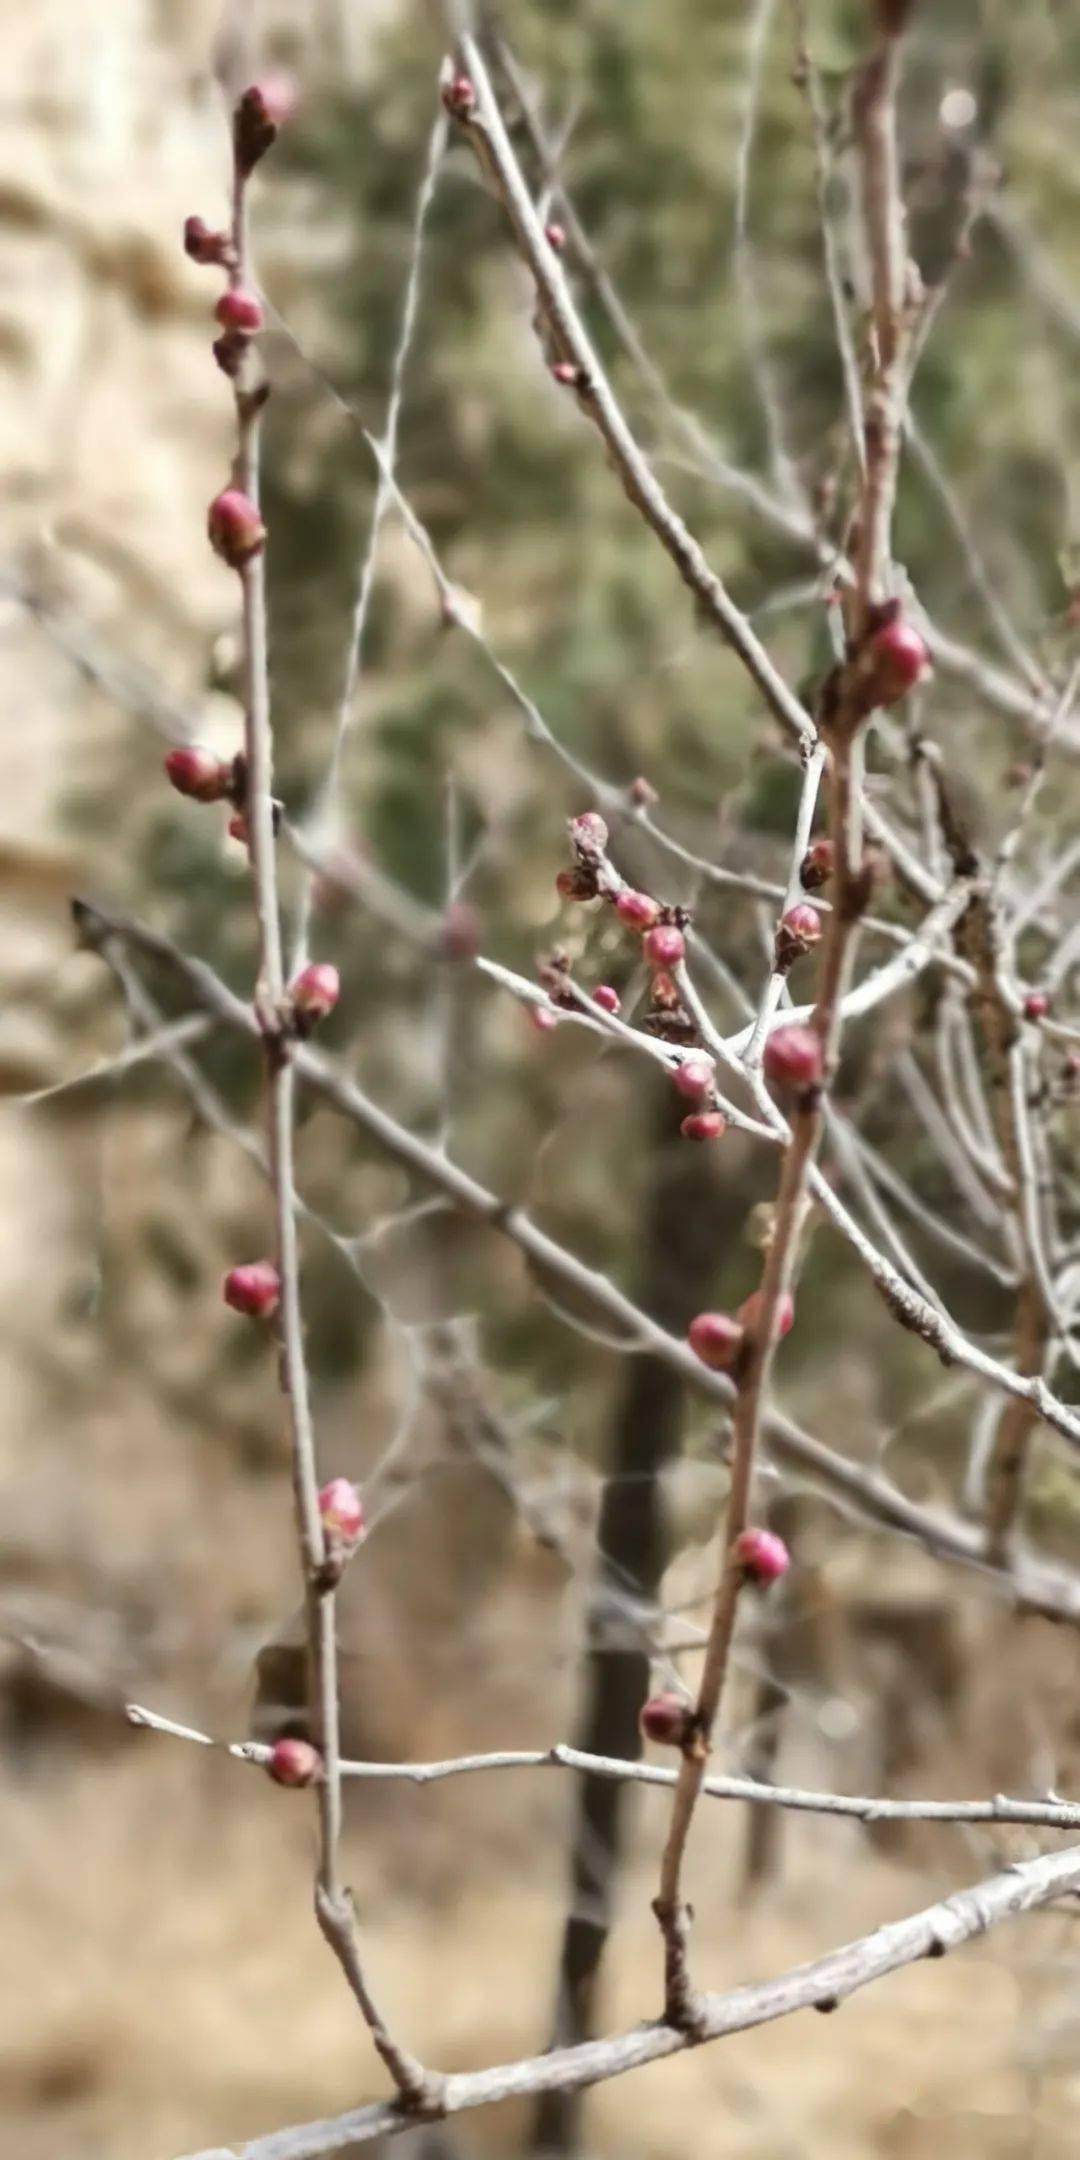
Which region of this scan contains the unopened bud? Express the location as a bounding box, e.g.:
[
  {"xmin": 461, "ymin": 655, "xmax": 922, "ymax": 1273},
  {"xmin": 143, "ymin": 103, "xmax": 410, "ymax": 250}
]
[
  {"xmin": 291, "ymin": 963, "xmax": 340, "ymax": 1029},
  {"xmin": 164, "ymin": 746, "xmax": 232, "ymax": 804},
  {"xmin": 688, "ymin": 1311, "xmax": 744, "ymax": 1371},
  {"xmin": 639, "ymin": 1693, "xmax": 693, "ymax": 1748},
  {"xmin": 800, "ymin": 838, "xmax": 834, "ymax": 892},
  {"xmin": 184, "ymin": 214, "xmax": 231, "ymax": 267},
  {"xmin": 570, "ymin": 810, "xmax": 608, "ymax": 851},
  {"xmin": 592, "ymin": 984, "xmax": 620, "ymax": 1015},
  {"xmin": 267, "ymin": 1737, "xmax": 322, "ymax": 1787},
  {"xmin": 672, "ymin": 1055, "xmax": 714, "ymax": 1102},
  {"xmin": 223, "ymin": 1259, "xmax": 280, "ymax": 1319},
  {"xmin": 544, "ymin": 221, "xmax": 567, "ymax": 254},
  {"xmin": 1023, "ymin": 990, "xmax": 1050, "ymax": 1021},
  {"xmin": 736, "ymin": 1288, "xmax": 795, "ymax": 1341},
  {"xmin": 776, "ymin": 902, "xmax": 822, "ymax": 967},
  {"xmin": 644, "ymin": 924, "xmax": 685, "ymax": 968},
  {"xmin": 732, "ymin": 1526, "xmax": 790, "ymax": 1585},
  {"xmin": 680, "ymin": 1110, "xmax": 726, "ymax": 1141},
  {"xmin": 763, "ymin": 1023, "xmax": 823, "ymax": 1093},
  {"xmin": 615, "ymin": 889, "xmax": 660, "ymax": 932},
  {"xmin": 441, "ymin": 72, "xmax": 476, "ymax": 120},
  {"xmin": 234, "ymin": 75, "xmax": 297, "ymax": 176},
  {"xmin": 318, "ymin": 1477, "xmax": 365, "ymax": 1547},
  {"xmin": 215, "ymin": 287, "xmax": 264, "ymax": 335},
  {"xmin": 208, "ymin": 487, "xmax": 266, "ymax": 568}
]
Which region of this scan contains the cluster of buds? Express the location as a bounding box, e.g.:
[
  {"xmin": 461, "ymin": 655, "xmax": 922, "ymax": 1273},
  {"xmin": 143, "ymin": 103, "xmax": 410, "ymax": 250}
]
[
  {"xmin": 186, "ymin": 79, "xmax": 294, "ymax": 380},
  {"xmin": 762, "ymin": 1022, "xmax": 824, "ymax": 1098},
  {"xmin": 775, "ymin": 902, "xmax": 822, "ymax": 971},
  {"xmin": 688, "ymin": 1287, "xmax": 796, "ymax": 1372}
]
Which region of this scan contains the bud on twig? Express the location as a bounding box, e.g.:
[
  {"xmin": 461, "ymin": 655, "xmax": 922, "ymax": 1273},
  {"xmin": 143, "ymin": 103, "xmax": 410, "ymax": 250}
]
[
  {"xmin": 680, "ymin": 1110, "xmax": 727, "ymax": 1142},
  {"xmin": 775, "ymin": 902, "xmax": 822, "ymax": 969},
  {"xmin": 800, "ymin": 838, "xmax": 835, "ymax": 892},
  {"xmin": 318, "ymin": 1477, "xmax": 365, "ymax": 1549},
  {"xmin": 290, "ymin": 963, "xmax": 341, "ymax": 1033},
  {"xmin": 164, "ymin": 746, "xmax": 233, "ymax": 804},
  {"xmin": 672, "ymin": 1055, "xmax": 714, "ymax": 1102},
  {"xmin": 736, "ymin": 1288, "xmax": 795, "ymax": 1341},
  {"xmin": 592, "ymin": 985, "xmax": 620, "ymax": 1015},
  {"xmin": 208, "ymin": 487, "xmax": 266, "ymax": 568},
  {"xmin": 223, "ymin": 1260, "xmax": 281, "ymax": 1319},
  {"xmin": 644, "ymin": 924, "xmax": 685, "ymax": 968},
  {"xmin": 234, "ymin": 76, "xmax": 297, "ymax": 178},
  {"xmin": 216, "ymin": 288, "xmax": 264, "ymax": 336},
  {"xmin": 688, "ymin": 1311, "xmax": 745, "ymax": 1371},
  {"xmin": 615, "ymin": 890, "xmax": 660, "ymax": 932},
  {"xmin": 763, "ymin": 1023, "xmax": 823, "ymax": 1094},
  {"xmin": 1023, "ymin": 990, "xmax": 1050, "ymax": 1022},
  {"xmin": 639, "ymin": 1693, "xmax": 694, "ymax": 1748},
  {"xmin": 267, "ymin": 1737, "xmax": 322, "ymax": 1787},
  {"xmin": 184, "ymin": 215, "xmax": 231, "ymax": 267},
  {"xmin": 732, "ymin": 1527, "xmax": 790, "ymax": 1585}
]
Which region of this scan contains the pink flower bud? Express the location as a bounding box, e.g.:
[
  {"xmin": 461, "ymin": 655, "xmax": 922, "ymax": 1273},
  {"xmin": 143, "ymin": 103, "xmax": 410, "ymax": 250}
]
[
  {"xmin": 545, "ymin": 221, "xmax": 567, "ymax": 254},
  {"xmin": 223, "ymin": 1259, "xmax": 280, "ymax": 1320},
  {"xmin": 551, "ymin": 359, "xmax": 587, "ymax": 389},
  {"xmin": 571, "ymin": 810, "xmax": 608, "ymax": 851},
  {"xmin": 763, "ymin": 1023, "xmax": 823, "ymax": 1092},
  {"xmin": 183, "ymin": 214, "xmax": 230, "ymax": 267},
  {"xmin": 592, "ymin": 984, "xmax": 620, "ymax": 1015},
  {"xmin": 672, "ymin": 1055, "xmax": 714, "ymax": 1101},
  {"xmin": 318, "ymin": 1477, "xmax": 365, "ymax": 1546},
  {"xmin": 865, "ymin": 614, "xmax": 931, "ymax": 706},
  {"xmin": 227, "ymin": 812, "xmax": 250, "ymax": 846},
  {"xmin": 267, "ymin": 1737, "xmax": 322, "ymax": 1787},
  {"xmin": 688, "ymin": 1311, "xmax": 745, "ymax": 1371},
  {"xmin": 442, "ymin": 73, "xmax": 476, "ymax": 120},
  {"xmin": 732, "ymin": 1526, "xmax": 790, "ymax": 1585},
  {"xmin": 800, "ymin": 838, "xmax": 834, "ymax": 892},
  {"xmin": 530, "ymin": 1004, "xmax": 558, "ymax": 1033},
  {"xmin": 615, "ymin": 889, "xmax": 660, "ymax": 932},
  {"xmin": 639, "ymin": 1692, "xmax": 692, "ymax": 1748},
  {"xmin": 644, "ymin": 924, "xmax": 685, "ymax": 968},
  {"xmin": 680, "ymin": 1110, "xmax": 727, "ymax": 1141},
  {"xmin": 249, "ymin": 72, "xmax": 298, "ymax": 128},
  {"xmin": 1023, "ymin": 990, "xmax": 1050, "ymax": 1021},
  {"xmin": 215, "ymin": 287, "xmax": 264, "ymax": 335},
  {"xmin": 234, "ymin": 75, "xmax": 298, "ymax": 175},
  {"xmin": 164, "ymin": 746, "xmax": 232, "ymax": 804},
  {"xmin": 208, "ymin": 487, "xmax": 266, "ymax": 568},
  {"xmin": 737, "ymin": 1288, "xmax": 795, "ymax": 1341},
  {"xmin": 776, "ymin": 902, "xmax": 822, "ymax": 966},
  {"xmin": 292, "ymin": 963, "xmax": 340, "ymax": 1027}
]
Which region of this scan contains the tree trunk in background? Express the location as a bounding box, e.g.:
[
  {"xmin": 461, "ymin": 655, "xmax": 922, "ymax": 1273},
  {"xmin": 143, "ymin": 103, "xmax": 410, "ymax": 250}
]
[{"xmin": 531, "ymin": 1109, "xmax": 733, "ymax": 2156}]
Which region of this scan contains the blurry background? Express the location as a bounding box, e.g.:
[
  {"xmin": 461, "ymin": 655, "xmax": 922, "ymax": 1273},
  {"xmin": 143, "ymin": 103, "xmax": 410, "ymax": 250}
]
[{"xmin": 4, "ymin": 1, "xmax": 1080, "ymax": 2155}]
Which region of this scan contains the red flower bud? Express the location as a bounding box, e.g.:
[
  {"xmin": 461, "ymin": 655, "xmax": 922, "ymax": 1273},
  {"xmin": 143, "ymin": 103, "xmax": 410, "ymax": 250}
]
[
  {"xmin": 208, "ymin": 487, "xmax": 266, "ymax": 568},
  {"xmin": 183, "ymin": 215, "xmax": 230, "ymax": 267},
  {"xmin": 544, "ymin": 221, "xmax": 567, "ymax": 254},
  {"xmin": 672, "ymin": 1055, "xmax": 714, "ymax": 1102},
  {"xmin": 164, "ymin": 746, "xmax": 232, "ymax": 804},
  {"xmin": 763, "ymin": 1023, "xmax": 823, "ymax": 1092},
  {"xmin": 318, "ymin": 1477, "xmax": 365, "ymax": 1546},
  {"xmin": 555, "ymin": 868, "xmax": 594, "ymax": 902},
  {"xmin": 227, "ymin": 812, "xmax": 250, "ymax": 846},
  {"xmin": 776, "ymin": 902, "xmax": 822, "ymax": 966},
  {"xmin": 732, "ymin": 1526, "xmax": 790, "ymax": 1585},
  {"xmin": 615, "ymin": 889, "xmax": 660, "ymax": 932},
  {"xmin": 215, "ymin": 287, "xmax": 264, "ymax": 335},
  {"xmin": 292, "ymin": 962, "xmax": 340, "ymax": 1027},
  {"xmin": 644, "ymin": 924, "xmax": 685, "ymax": 968},
  {"xmin": 680, "ymin": 1110, "xmax": 727, "ymax": 1141},
  {"xmin": 570, "ymin": 810, "xmax": 608, "ymax": 851},
  {"xmin": 800, "ymin": 838, "xmax": 834, "ymax": 892},
  {"xmin": 442, "ymin": 73, "xmax": 476, "ymax": 120},
  {"xmin": 267, "ymin": 1737, "xmax": 322, "ymax": 1787},
  {"xmin": 688, "ymin": 1311, "xmax": 745, "ymax": 1371},
  {"xmin": 223, "ymin": 1259, "xmax": 280, "ymax": 1320},
  {"xmin": 864, "ymin": 615, "xmax": 931, "ymax": 706},
  {"xmin": 639, "ymin": 1692, "xmax": 692, "ymax": 1748},
  {"xmin": 1023, "ymin": 990, "xmax": 1050, "ymax": 1021},
  {"xmin": 736, "ymin": 1288, "xmax": 795, "ymax": 1341},
  {"xmin": 234, "ymin": 75, "xmax": 298, "ymax": 176},
  {"xmin": 592, "ymin": 984, "xmax": 620, "ymax": 1015}
]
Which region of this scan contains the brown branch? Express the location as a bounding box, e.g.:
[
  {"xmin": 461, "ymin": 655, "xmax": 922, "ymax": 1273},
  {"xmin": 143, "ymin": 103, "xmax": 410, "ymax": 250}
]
[{"xmin": 176, "ymin": 1839, "xmax": 1080, "ymax": 2160}]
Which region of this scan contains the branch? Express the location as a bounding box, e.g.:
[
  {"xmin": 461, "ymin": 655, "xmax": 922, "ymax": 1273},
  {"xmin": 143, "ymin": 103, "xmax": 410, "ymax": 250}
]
[{"xmin": 176, "ymin": 1840, "xmax": 1080, "ymax": 2160}]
